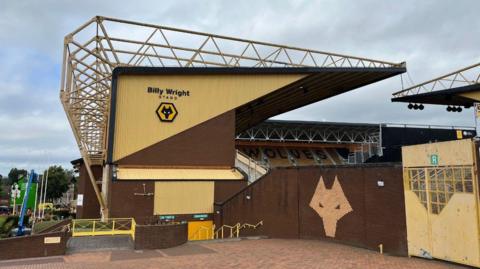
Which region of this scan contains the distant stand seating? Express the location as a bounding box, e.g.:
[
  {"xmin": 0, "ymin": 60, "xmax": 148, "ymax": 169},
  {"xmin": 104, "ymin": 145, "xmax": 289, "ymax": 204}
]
[{"xmin": 237, "ymin": 146, "xmax": 352, "ymax": 168}]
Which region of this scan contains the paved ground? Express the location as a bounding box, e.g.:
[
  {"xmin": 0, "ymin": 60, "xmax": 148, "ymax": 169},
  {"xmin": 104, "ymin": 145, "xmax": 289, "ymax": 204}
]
[{"xmin": 0, "ymin": 239, "xmax": 470, "ymax": 269}]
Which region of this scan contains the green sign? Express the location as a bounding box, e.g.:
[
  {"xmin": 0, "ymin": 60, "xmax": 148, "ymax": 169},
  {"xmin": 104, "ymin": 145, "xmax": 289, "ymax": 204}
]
[
  {"xmin": 430, "ymin": 154, "xmax": 439, "ymax": 166},
  {"xmin": 10, "ymin": 182, "xmax": 38, "ymax": 210},
  {"xmin": 193, "ymin": 214, "xmax": 208, "ymax": 219}
]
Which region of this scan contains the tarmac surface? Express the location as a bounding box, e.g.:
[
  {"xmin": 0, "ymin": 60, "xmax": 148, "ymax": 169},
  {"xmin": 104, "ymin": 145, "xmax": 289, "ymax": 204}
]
[{"xmin": 0, "ymin": 239, "xmax": 470, "ymax": 269}]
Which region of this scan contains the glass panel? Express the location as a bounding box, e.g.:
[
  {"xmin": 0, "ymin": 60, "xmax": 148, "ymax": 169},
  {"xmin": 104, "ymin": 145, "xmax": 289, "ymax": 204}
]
[
  {"xmin": 418, "ymin": 169, "xmax": 426, "ymax": 180},
  {"xmin": 453, "ymin": 168, "xmax": 462, "ymax": 180},
  {"xmin": 419, "ymin": 181, "xmax": 427, "ymax": 191},
  {"xmin": 445, "ymin": 168, "xmax": 453, "ymax": 180},
  {"xmin": 431, "ymin": 204, "xmax": 438, "ymax": 214},
  {"xmin": 465, "ymin": 181, "xmax": 473, "ymax": 193},
  {"xmin": 420, "ymin": 191, "xmax": 427, "ymax": 202},
  {"xmin": 445, "ymin": 181, "xmax": 454, "ymax": 193},
  {"xmin": 430, "ymin": 192, "xmax": 438, "ymax": 202},
  {"xmin": 411, "ymin": 169, "xmax": 417, "ymax": 178},
  {"xmin": 412, "ymin": 180, "xmax": 419, "ymax": 190},
  {"xmin": 437, "ymin": 169, "xmax": 445, "ymax": 180},
  {"xmin": 438, "ymin": 180, "xmax": 445, "ymax": 191},
  {"xmin": 438, "ymin": 192, "xmax": 445, "ymax": 203},
  {"xmin": 464, "ymin": 168, "xmax": 473, "ymax": 181},
  {"xmin": 455, "ymin": 181, "xmax": 464, "ymax": 192}
]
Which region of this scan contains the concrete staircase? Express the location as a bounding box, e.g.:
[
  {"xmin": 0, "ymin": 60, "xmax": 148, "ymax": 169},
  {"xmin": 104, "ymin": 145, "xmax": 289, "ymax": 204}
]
[{"xmin": 235, "ymin": 150, "xmax": 269, "ymax": 183}]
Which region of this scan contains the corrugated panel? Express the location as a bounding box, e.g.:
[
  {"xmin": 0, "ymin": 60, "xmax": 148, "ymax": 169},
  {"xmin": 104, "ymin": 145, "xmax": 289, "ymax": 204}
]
[
  {"xmin": 113, "ymin": 74, "xmax": 305, "ymax": 161},
  {"xmin": 117, "ymin": 167, "xmax": 244, "ymax": 180},
  {"xmin": 154, "ymin": 181, "xmax": 214, "ymax": 215}
]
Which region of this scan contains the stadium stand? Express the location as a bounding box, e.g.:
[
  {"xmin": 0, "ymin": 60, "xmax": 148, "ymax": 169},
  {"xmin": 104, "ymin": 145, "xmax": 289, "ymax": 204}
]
[{"xmin": 235, "ymin": 120, "xmax": 476, "ymax": 173}]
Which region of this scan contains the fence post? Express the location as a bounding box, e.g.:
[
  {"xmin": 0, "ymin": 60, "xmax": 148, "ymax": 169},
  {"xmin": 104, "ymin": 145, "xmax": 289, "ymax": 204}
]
[
  {"xmin": 92, "ymin": 220, "xmax": 96, "ymax": 234},
  {"xmin": 112, "ymin": 220, "xmax": 115, "ymax": 234},
  {"xmin": 131, "ymin": 218, "xmax": 136, "ymax": 240}
]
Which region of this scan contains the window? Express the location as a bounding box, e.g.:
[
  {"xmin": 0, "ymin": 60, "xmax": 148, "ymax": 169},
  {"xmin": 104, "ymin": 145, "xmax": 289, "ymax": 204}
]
[{"xmin": 406, "ymin": 166, "xmax": 474, "ymax": 214}]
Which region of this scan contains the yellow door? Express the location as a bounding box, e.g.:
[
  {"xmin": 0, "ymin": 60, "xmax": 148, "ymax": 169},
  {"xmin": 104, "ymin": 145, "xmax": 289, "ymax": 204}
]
[
  {"xmin": 188, "ymin": 220, "xmax": 213, "ymax": 241},
  {"xmin": 404, "ymin": 166, "xmax": 480, "ymax": 267}
]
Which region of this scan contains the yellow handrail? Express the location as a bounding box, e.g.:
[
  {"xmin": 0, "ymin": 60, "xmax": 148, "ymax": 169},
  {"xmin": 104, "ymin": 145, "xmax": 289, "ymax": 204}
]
[
  {"xmin": 72, "ymin": 218, "xmax": 136, "ymax": 240},
  {"xmin": 214, "ymin": 221, "xmax": 263, "ymax": 239},
  {"xmin": 239, "ymin": 221, "xmax": 263, "ymax": 229}
]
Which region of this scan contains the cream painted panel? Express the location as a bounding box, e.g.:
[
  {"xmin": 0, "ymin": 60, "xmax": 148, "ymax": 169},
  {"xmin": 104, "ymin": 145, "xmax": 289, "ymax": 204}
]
[
  {"xmin": 404, "ymin": 191, "xmax": 431, "ymax": 257},
  {"xmin": 430, "ymin": 194, "xmax": 480, "ymax": 267},
  {"xmin": 154, "ymin": 181, "xmax": 214, "ymax": 215},
  {"xmin": 402, "ymin": 139, "xmax": 474, "ymax": 167},
  {"xmin": 113, "ymin": 74, "xmax": 305, "ymax": 161},
  {"xmin": 117, "ymin": 167, "xmax": 244, "ymax": 180}
]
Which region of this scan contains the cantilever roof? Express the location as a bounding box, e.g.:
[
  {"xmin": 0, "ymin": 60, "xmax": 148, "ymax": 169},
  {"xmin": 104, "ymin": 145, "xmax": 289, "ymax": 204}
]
[
  {"xmin": 392, "ymin": 84, "xmax": 480, "ymax": 106},
  {"xmin": 60, "ymin": 16, "xmax": 405, "ymax": 163},
  {"xmin": 392, "ymin": 62, "xmax": 480, "ymax": 106}
]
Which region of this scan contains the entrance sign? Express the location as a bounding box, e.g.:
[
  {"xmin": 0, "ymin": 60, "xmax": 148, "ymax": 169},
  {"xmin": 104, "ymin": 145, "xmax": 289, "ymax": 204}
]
[{"xmin": 430, "ymin": 154, "xmax": 439, "ymax": 166}]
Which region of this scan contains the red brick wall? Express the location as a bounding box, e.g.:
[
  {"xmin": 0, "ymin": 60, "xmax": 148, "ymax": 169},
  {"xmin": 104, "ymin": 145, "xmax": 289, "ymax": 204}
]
[
  {"xmin": 0, "ymin": 232, "xmax": 68, "ymax": 260},
  {"xmin": 76, "ymin": 163, "xmax": 102, "ymax": 219},
  {"xmin": 134, "ymin": 223, "xmax": 187, "ymax": 249},
  {"xmin": 218, "ymin": 164, "xmax": 407, "ymax": 256}
]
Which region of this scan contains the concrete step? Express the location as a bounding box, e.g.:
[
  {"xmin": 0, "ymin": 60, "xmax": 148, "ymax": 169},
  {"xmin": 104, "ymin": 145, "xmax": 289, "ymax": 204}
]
[{"xmin": 67, "ymin": 235, "xmax": 133, "ymax": 254}]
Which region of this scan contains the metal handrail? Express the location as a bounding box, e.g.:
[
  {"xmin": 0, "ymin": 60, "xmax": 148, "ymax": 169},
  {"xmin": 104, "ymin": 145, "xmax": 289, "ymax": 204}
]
[
  {"xmin": 213, "ymin": 221, "xmax": 264, "ymax": 239},
  {"xmin": 72, "ymin": 218, "xmax": 136, "ymax": 240}
]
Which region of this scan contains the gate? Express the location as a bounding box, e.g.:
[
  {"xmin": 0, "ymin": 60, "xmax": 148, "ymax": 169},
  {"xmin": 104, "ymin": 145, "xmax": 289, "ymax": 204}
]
[{"xmin": 402, "ymin": 139, "xmax": 480, "ymax": 267}]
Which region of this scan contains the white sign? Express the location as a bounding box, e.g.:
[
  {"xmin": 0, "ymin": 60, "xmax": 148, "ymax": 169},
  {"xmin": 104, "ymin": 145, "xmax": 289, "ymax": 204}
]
[
  {"xmin": 10, "ymin": 184, "xmax": 20, "ymax": 199},
  {"xmin": 76, "ymin": 194, "xmax": 84, "ymax": 206},
  {"xmin": 44, "ymin": 237, "xmax": 61, "ymax": 244}
]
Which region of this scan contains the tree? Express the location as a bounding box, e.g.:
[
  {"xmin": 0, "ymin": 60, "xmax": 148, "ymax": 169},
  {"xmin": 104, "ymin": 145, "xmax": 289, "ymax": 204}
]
[
  {"xmin": 7, "ymin": 168, "xmax": 27, "ymax": 185},
  {"xmin": 43, "ymin": 166, "xmax": 73, "ymax": 201}
]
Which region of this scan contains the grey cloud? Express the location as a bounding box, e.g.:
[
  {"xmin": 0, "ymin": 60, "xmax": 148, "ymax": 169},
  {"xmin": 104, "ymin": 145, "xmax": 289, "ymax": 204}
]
[{"xmin": 0, "ymin": 0, "xmax": 478, "ymax": 174}]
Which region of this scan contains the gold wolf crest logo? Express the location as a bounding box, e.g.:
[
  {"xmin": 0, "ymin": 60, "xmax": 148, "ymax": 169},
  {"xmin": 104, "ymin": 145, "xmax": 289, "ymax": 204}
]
[{"xmin": 309, "ymin": 176, "xmax": 353, "ymax": 237}]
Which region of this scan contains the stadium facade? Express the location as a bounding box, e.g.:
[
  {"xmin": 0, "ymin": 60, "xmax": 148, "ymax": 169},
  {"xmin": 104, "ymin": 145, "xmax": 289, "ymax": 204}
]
[{"xmin": 63, "ymin": 16, "xmax": 480, "ymax": 265}]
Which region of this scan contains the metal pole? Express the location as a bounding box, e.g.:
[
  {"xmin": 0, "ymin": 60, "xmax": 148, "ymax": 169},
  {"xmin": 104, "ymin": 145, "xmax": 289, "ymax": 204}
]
[
  {"xmin": 31, "ymin": 174, "xmax": 40, "ymax": 231},
  {"xmin": 36, "ymin": 172, "xmax": 45, "ymax": 218},
  {"xmin": 17, "ymin": 170, "xmax": 35, "ymax": 236},
  {"xmin": 42, "ymin": 168, "xmax": 49, "ymax": 219},
  {"xmin": 474, "ymin": 103, "xmax": 479, "ymax": 138}
]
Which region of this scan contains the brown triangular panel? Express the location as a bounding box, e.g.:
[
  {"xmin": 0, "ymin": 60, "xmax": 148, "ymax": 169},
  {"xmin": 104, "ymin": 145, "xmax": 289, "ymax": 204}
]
[{"xmin": 116, "ymin": 110, "xmax": 235, "ymax": 167}]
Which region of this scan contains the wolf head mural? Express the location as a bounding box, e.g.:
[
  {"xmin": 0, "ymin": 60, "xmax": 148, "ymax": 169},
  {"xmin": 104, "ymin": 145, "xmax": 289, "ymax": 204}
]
[{"xmin": 309, "ymin": 176, "xmax": 353, "ymax": 237}]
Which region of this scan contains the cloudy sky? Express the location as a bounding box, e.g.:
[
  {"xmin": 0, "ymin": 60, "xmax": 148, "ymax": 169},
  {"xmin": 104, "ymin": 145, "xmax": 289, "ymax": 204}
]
[{"xmin": 0, "ymin": 0, "xmax": 478, "ymax": 175}]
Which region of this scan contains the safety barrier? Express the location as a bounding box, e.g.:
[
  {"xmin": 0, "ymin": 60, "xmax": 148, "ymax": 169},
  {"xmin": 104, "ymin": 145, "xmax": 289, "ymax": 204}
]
[{"xmin": 71, "ymin": 218, "xmax": 136, "ymax": 239}]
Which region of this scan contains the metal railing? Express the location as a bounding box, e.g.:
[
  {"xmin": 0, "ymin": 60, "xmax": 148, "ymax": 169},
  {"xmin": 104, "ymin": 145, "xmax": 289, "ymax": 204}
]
[
  {"xmin": 71, "ymin": 218, "xmax": 136, "ymax": 239},
  {"xmin": 215, "ymin": 221, "xmax": 264, "ymax": 240},
  {"xmin": 235, "ymin": 150, "xmax": 269, "ymax": 183},
  {"xmin": 190, "ymin": 221, "xmax": 264, "ymax": 241}
]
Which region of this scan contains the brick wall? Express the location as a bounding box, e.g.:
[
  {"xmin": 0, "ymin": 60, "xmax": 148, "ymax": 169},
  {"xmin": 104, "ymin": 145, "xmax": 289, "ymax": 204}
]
[
  {"xmin": 218, "ymin": 164, "xmax": 407, "ymax": 256},
  {"xmin": 0, "ymin": 232, "xmax": 68, "ymax": 260},
  {"xmin": 134, "ymin": 223, "xmax": 187, "ymax": 250}
]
